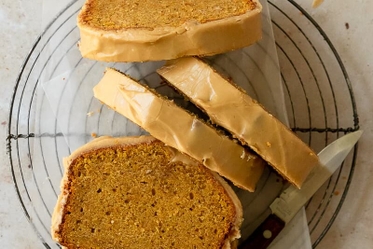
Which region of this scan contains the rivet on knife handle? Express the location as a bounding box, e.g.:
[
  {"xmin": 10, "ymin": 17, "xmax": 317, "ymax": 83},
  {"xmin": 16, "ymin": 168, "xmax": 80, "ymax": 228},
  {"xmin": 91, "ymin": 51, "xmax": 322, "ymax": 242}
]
[{"xmin": 239, "ymin": 214, "xmax": 285, "ymax": 249}]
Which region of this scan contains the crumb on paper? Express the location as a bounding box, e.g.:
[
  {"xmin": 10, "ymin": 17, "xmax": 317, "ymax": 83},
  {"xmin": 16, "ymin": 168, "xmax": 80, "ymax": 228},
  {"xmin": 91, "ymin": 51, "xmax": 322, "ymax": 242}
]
[
  {"xmin": 1, "ymin": 121, "xmax": 6, "ymax": 125},
  {"xmin": 91, "ymin": 132, "xmax": 97, "ymax": 138},
  {"xmin": 345, "ymin": 22, "xmax": 350, "ymax": 30},
  {"xmin": 240, "ymin": 150, "xmax": 246, "ymax": 159},
  {"xmin": 312, "ymin": 0, "xmax": 324, "ymax": 8},
  {"xmin": 62, "ymin": 77, "xmax": 66, "ymax": 80},
  {"xmin": 247, "ymin": 154, "xmax": 256, "ymax": 162},
  {"xmin": 87, "ymin": 111, "xmax": 95, "ymax": 117},
  {"xmin": 334, "ymin": 190, "xmax": 340, "ymax": 196}
]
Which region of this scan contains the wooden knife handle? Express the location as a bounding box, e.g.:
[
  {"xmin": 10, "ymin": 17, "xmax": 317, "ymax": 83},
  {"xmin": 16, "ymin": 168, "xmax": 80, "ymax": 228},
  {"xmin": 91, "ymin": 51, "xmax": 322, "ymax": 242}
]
[{"xmin": 239, "ymin": 214, "xmax": 285, "ymax": 249}]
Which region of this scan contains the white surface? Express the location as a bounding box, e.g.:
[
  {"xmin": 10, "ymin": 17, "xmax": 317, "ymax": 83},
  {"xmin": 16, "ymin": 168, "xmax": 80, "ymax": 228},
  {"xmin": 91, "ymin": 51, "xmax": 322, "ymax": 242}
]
[{"xmin": 0, "ymin": 0, "xmax": 372, "ymax": 248}]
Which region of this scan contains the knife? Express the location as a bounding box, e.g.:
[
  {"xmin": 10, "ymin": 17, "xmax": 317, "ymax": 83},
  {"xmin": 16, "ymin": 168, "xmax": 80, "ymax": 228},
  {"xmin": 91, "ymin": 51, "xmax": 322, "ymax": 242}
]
[{"xmin": 239, "ymin": 130, "xmax": 363, "ymax": 249}]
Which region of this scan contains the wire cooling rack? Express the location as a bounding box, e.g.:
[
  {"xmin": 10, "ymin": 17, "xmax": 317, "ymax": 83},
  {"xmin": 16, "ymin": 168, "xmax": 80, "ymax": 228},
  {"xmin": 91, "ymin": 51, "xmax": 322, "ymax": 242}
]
[{"xmin": 7, "ymin": 0, "xmax": 359, "ymax": 248}]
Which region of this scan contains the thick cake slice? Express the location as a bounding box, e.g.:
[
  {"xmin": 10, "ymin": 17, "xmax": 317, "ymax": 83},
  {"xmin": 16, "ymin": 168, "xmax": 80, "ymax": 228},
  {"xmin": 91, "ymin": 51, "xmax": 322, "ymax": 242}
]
[
  {"xmin": 51, "ymin": 136, "xmax": 243, "ymax": 249},
  {"xmin": 157, "ymin": 57, "xmax": 320, "ymax": 188},
  {"xmin": 77, "ymin": 0, "xmax": 262, "ymax": 62},
  {"xmin": 93, "ymin": 68, "xmax": 266, "ymax": 192}
]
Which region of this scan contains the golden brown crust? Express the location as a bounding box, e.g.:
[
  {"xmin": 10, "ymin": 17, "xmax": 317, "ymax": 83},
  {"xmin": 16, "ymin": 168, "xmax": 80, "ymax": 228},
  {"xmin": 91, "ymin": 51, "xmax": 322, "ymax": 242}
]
[
  {"xmin": 51, "ymin": 136, "xmax": 243, "ymax": 248},
  {"xmin": 76, "ymin": 0, "xmax": 262, "ymax": 62}
]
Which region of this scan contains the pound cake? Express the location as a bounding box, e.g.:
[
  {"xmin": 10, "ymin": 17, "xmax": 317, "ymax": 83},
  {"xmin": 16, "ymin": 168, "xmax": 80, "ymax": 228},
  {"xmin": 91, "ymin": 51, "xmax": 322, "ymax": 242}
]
[
  {"xmin": 93, "ymin": 68, "xmax": 266, "ymax": 192},
  {"xmin": 51, "ymin": 136, "xmax": 243, "ymax": 248},
  {"xmin": 77, "ymin": 0, "xmax": 262, "ymax": 62},
  {"xmin": 157, "ymin": 57, "xmax": 320, "ymax": 188}
]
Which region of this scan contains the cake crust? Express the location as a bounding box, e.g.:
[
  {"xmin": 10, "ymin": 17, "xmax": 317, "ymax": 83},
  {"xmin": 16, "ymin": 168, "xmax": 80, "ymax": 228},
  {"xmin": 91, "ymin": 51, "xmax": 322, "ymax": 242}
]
[
  {"xmin": 77, "ymin": 0, "xmax": 262, "ymax": 62},
  {"xmin": 51, "ymin": 136, "xmax": 243, "ymax": 248}
]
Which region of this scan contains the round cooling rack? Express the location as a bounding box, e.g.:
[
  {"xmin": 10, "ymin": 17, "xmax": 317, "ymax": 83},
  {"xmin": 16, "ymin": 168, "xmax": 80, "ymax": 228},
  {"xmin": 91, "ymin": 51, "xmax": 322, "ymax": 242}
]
[{"xmin": 7, "ymin": 0, "xmax": 359, "ymax": 248}]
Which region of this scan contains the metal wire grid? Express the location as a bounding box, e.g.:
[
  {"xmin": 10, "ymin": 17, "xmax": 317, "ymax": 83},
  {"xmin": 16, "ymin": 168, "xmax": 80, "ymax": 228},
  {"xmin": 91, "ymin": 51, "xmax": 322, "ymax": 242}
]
[
  {"xmin": 270, "ymin": 0, "xmax": 359, "ymax": 246},
  {"xmin": 6, "ymin": 0, "xmax": 359, "ymax": 248}
]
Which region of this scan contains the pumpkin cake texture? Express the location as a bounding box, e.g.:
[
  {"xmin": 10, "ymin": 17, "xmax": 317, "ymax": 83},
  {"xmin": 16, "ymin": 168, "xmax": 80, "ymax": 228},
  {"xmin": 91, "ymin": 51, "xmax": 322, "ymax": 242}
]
[
  {"xmin": 77, "ymin": 0, "xmax": 262, "ymax": 62},
  {"xmin": 51, "ymin": 136, "xmax": 243, "ymax": 248}
]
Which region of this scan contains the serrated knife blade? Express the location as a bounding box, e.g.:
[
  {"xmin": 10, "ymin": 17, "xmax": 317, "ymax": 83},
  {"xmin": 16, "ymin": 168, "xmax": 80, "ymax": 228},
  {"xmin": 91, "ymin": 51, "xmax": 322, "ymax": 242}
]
[{"xmin": 239, "ymin": 130, "xmax": 363, "ymax": 249}]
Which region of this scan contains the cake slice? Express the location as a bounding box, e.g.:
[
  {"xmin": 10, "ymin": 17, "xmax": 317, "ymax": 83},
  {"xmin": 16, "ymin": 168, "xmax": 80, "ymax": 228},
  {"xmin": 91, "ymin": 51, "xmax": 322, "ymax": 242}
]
[
  {"xmin": 93, "ymin": 68, "xmax": 266, "ymax": 192},
  {"xmin": 157, "ymin": 57, "xmax": 320, "ymax": 188},
  {"xmin": 51, "ymin": 136, "xmax": 243, "ymax": 248},
  {"xmin": 77, "ymin": 0, "xmax": 262, "ymax": 62}
]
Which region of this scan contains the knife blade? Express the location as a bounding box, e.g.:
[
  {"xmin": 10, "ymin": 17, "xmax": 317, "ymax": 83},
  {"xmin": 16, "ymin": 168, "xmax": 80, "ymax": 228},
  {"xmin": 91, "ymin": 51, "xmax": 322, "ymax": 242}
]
[{"xmin": 239, "ymin": 130, "xmax": 363, "ymax": 249}]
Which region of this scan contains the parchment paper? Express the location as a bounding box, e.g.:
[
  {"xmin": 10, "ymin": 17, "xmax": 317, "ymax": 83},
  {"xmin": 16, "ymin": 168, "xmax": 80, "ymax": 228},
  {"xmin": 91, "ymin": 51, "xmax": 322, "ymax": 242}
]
[{"xmin": 40, "ymin": 0, "xmax": 311, "ymax": 248}]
